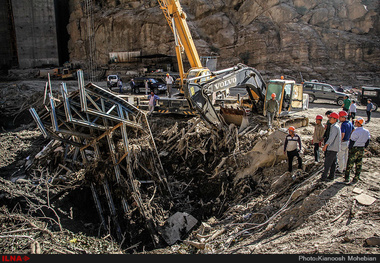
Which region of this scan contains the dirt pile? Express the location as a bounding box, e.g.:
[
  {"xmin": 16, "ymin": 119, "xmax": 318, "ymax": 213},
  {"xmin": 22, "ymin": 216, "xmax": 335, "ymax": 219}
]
[{"xmin": 0, "ymin": 82, "xmax": 45, "ymax": 130}]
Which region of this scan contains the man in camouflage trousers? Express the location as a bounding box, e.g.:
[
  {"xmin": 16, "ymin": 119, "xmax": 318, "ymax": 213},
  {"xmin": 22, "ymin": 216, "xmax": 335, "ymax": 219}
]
[{"xmin": 344, "ymin": 118, "xmax": 370, "ymax": 184}]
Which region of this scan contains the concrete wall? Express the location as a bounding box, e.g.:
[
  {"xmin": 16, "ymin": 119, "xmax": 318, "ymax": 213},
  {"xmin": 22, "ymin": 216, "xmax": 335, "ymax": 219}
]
[
  {"xmin": 12, "ymin": 0, "xmax": 59, "ymax": 68},
  {"xmin": 0, "ymin": 0, "xmax": 15, "ymax": 70}
]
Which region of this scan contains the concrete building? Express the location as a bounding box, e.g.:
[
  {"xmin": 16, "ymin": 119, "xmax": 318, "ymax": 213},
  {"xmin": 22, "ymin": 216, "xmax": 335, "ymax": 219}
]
[
  {"xmin": 12, "ymin": 0, "xmax": 59, "ymax": 68},
  {"xmin": 0, "ymin": 0, "xmax": 17, "ymax": 70},
  {"xmin": 0, "ymin": 0, "xmax": 69, "ymax": 70}
]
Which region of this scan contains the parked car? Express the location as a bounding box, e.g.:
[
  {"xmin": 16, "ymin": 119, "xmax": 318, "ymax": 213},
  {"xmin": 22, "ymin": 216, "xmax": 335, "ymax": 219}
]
[
  {"xmin": 357, "ymin": 86, "xmax": 380, "ymax": 111},
  {"xmin": 132, "ymin": 77, "xmax": 167, "ymax": 94},
  {"xmin": 303, "ymin": 81, "xmax": 348, "ymax": 105},
  {"xmin": 107, "ymin": 75, "xmax": 120, "ymax": 89}
]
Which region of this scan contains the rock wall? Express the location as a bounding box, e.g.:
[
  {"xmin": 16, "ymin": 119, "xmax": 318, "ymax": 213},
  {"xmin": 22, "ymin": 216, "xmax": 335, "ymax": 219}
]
[{"xmin": 67, "ymin": 0, "xmax": 380, "ymax": 86}]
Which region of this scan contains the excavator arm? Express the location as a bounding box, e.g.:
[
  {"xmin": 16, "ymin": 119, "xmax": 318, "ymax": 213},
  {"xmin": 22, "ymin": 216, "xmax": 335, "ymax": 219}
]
[
  {"xmin": 157, "ymin": 1, "xmax": 268, "ymax": 130},
  {"xmin": 158, "ymin": 0, "xmax": 203, "ymax": 88},
  {"xmin": 183, "ymin": 64, "xmax": 267, "ymax": 128}
]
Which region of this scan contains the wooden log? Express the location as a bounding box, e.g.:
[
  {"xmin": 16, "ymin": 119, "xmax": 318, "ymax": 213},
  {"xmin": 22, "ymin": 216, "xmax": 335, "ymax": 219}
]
[{"xmin": 184, "ymin": 240, "xmax": 205, "ymax": 250}]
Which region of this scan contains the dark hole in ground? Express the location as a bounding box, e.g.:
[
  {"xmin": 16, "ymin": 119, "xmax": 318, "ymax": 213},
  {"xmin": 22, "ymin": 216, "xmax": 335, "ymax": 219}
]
[
  {"xmin": 53, "ymin": 186, "xmax": 100, "ymax": 235},
  {"xmin": 1, "ymin": 110, "xmax": 34, "ymax": 130}
]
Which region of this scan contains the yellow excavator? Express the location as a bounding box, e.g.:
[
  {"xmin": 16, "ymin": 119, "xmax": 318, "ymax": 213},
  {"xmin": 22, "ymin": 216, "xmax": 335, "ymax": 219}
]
[
  {"xmin": 156, "ymin": 0, "xmax": 308, "ymax": 129},
  {"xmin": 157, "ymin": 0, "xmax": 213, "ymax": 93}
]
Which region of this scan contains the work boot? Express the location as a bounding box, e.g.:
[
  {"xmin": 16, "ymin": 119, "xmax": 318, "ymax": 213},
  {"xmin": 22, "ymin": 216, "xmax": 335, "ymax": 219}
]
[
  {"xmin": 351, "ymin": 177, "xmax": 359, "ymax": 184},
  {"xmin": 344, "ymin": 175, "xmax": 350, "ymax": 183}
]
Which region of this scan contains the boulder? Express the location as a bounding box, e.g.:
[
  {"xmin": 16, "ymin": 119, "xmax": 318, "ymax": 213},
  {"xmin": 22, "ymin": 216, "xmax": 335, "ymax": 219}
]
[{"xmin": 158, "ymin": 212, "xmax": 198, "ymax": 245}]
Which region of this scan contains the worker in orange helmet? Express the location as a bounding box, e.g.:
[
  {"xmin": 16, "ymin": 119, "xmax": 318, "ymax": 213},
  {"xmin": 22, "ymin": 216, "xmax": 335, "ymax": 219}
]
[
  {"xmin": 266, "ymin": 93, "xmax": 279, "ymax": 129},
  {"xmin": 337, "ymin": 110, "xmax": 354, "ymax": 175},
  {"xmin": 344, "ymin": 117, "xmax": 370, "ymax": 184},
  {"xmin": 312, "ymin": 115, "xmax": 325, "ymax": 163},
  {"xmin": 321, "ymin": 112, "xmax": 341, "ymax": 181},
  {"xmin": 284, "ymin": 126, "xmax": 303, "ymax": 173}
]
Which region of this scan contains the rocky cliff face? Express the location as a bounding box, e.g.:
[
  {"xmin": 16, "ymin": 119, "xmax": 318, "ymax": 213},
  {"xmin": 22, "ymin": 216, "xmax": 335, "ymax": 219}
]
[{"xmin": 67, "ymin": 0, "xmax": 380, "ymax": 85}]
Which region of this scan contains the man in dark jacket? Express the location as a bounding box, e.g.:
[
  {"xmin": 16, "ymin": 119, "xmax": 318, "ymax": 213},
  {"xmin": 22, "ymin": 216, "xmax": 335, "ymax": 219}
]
[
  {"xmin": 284, "ymin": 126, "xmax": 302, "ymax": 173},
  {"xmin": 266, "ymin": 93, "xmax": 279, "ymax": 129},
  {"xmin": 366, "ymin": 99, "xmax": 374, "ymax": 123},
  {"xmin": 323, "ymin": 110, "xmax": 333, "ymax": 143},
  {"xmin": 321, "ymin": 112, "xmax": 341, "ymax": 181}
]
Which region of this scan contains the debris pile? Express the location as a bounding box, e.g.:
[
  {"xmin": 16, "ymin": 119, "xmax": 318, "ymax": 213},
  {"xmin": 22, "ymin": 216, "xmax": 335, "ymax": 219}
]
[
  {"xmin": 27, "ymin": 71, "xmax": 171, "ymax": 247},
  {"xmin": 145, "ymin": 162, "xmax": 325, "ymax": 254},
  {"xmin": 2, "ymin": 76, "xmax": 379, "ymax": 254},
  {"xmin": 0, "ymin": 178, "xmax": 123, "ymax": 254},
  {"xmin": 0, "ymin": 83, "xmax": 45, "ymax": 130},
  {"xmin": 16, "ymin": 71, "xmax": 296, "ymax": 251}
]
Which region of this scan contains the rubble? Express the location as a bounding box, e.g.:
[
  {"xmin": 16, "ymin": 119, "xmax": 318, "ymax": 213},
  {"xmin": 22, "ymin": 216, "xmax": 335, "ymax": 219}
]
[
  {"xmin": 10, "ymin": 71, "xmax": 295, "ymax": 251},
  {"xmin": 27, "ymin": 71, "xmax": 171, "ymax": 246},
  {"xmin": 1, "ymin": 77, "xmax": 380, "ymax": 254}
]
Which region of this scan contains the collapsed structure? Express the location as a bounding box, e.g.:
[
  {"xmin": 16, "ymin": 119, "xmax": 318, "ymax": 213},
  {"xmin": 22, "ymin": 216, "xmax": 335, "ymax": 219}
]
[{"xmin": 29, "ymin": 70, "xmax": 171, "ymax": 245}]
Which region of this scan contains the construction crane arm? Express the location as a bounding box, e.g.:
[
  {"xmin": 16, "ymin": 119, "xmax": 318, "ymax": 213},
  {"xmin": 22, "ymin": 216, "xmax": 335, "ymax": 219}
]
[
  {"xmin": 158, "ymin": 0, "xmax": 204, "ymax": 89},
  {"xmin": 158, "ymin": 0, "xmax": 202, "ymax": 68}
]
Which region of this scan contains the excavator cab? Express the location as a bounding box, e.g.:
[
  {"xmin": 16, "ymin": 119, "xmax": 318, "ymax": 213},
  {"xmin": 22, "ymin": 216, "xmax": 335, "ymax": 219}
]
[
  {"xmin": 187, "ymin": 68, "xmax": 212, "ymax": 83},
  {"xmin": 263, "ymin": 79, "xmax": 305, "ymax": 116},
  {"xmin": 176, "ymin": 68, "xmax": 213, "ymax": 95}
]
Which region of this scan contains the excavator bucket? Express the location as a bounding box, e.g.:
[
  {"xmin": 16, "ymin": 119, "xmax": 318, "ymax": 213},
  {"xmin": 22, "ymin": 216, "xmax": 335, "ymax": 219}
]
[
  {"xmin": 184, "ymin": 82, "xmax": 222, "ymax": 127},
  {"xmin": 220, "ymin": 106, "xmax": 250, "ymax": 132}
]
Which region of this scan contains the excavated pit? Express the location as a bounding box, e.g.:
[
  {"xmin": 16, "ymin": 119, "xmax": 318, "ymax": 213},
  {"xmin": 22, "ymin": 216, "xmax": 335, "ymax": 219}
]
[{"xmin": 0, "ymin": 106, "xmax": 292, "ymax": 252}]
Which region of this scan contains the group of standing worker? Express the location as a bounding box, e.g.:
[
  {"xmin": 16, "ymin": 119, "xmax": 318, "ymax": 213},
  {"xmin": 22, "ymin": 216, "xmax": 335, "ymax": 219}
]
[
  {"xmin": 283, "ymin": 108, "xmax": 371, "ymax": 185},
  {"xmin": 319, "ymin": 110, "xmax": 370, "ymax": 184}
]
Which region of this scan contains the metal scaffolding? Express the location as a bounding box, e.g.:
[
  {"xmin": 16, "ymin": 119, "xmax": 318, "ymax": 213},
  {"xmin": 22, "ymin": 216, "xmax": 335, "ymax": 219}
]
[{"xmin": 30, "ymin": 70, "xmax": 170, "ymax": 244}]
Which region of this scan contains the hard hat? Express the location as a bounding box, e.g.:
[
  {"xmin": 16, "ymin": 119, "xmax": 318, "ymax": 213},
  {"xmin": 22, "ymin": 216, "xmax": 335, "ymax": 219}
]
[
  {"xmin": 355, "ymin": 118, "xmax": 364, "ymax": 125},
  {"xmin": 316, "ymin": 115, "xmax": 323, "ymax": 120},
  {"xmin": 339, "ymin": 111, "xmax": 348, "ymax": 118},
  {"xmin": 271, "ymin": 93, "xmax": 276, "ymax": 98},
  {"xmin": 166, "ymin": 73, "xmax": 169, "ymax": 76},
  {"xmin": 329, "ymin": 112, "xmax": 339, "ymax": 119},
  {"xmin": 288, "ymin": 126, "xmax": 295, "ymax": 131}
]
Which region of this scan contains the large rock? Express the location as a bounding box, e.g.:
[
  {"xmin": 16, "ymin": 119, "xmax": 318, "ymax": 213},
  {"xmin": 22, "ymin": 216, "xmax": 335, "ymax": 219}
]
[{"xmin": 66, "ymin": 0, "xmax": 380, "ymax": 86}]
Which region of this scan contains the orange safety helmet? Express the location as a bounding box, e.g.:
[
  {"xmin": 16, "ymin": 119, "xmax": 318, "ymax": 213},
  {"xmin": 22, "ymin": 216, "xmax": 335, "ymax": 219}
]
[
  {"xmin": 271, "ymin": 93, "xmax": 276, "ymax": 98},
  {"xmin": 288, "ymin": 126, "xmax": 295, "ymax": 131},
  {"xmin": 355, "ymin": 117, "xmax": 364, "ymax": 125},
  {"xmin": 316, "ymin": 115, "xmax": 323, "ymax": 120}
]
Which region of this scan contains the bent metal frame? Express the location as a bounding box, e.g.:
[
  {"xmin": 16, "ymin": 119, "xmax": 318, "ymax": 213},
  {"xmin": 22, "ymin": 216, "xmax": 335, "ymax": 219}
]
[{"xmin": 29, "ymin": 70, "xmax": 171, "ymax": 245}]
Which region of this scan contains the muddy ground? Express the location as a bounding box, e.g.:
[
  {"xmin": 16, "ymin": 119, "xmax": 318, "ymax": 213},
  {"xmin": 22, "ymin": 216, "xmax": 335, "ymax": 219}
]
[{"xmin": 0, "ymin": 79, "xmax": 379, "ymax": 254}]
